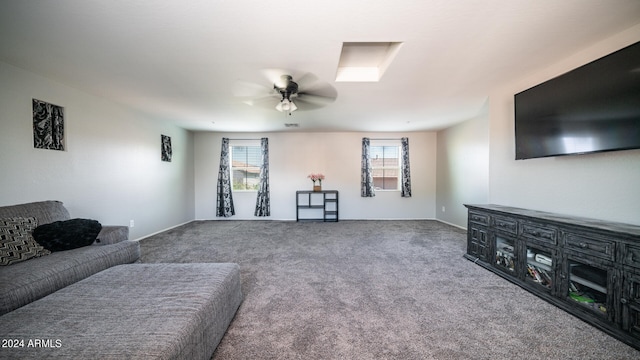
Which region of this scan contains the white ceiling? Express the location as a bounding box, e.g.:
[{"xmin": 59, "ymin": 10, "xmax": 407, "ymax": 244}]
[{"xmin": 1, "ymin": 0, "xmax": 639, "ymax": 132}]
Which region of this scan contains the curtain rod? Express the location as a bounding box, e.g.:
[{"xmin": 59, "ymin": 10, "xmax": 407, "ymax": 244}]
[{"xmin": 227, "ymin": 138, "xmax": 263, "ymax": 141}]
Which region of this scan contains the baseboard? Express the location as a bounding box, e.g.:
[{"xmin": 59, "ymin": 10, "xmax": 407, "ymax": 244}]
[
  {"xmin": 197, "ymin": 218, "xmax": 434, "ymax": 221},
  {"xmin": 133, "ymin": 220, "xmax": 195, "ymax": 241},
  {"xmin": 137, "ymin": 218, "xmax": 466, "ymax": 240},
  {"xmin": 435, "ymin": 218, "xmax": 467, "ymax": 230},
  {"xmin": 197, "ymin": 217, "xmax": 457, "ymax": 224}
]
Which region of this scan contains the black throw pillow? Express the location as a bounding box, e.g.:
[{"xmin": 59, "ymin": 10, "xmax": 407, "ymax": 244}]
[{"xmin": 33, "ymin": 219, "xmax": 102, "ymax": 252}]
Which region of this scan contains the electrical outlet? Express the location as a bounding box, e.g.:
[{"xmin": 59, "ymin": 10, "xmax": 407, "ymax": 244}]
[
  {"xmin": 441, "ymin": 206, "xmax": 446, "ymax": 212},
  {"xmin": 129, "ymin": 220, "xmax": 135, "ymax": 228}
]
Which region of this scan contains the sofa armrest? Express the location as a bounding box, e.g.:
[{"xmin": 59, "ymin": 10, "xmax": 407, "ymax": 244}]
[{"xmin": 95, "ymin": 225, "xmax": 129, "ymax": 245}]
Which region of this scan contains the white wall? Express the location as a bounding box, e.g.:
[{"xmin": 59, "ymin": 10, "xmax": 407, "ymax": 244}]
[
  {"xmin": 195, "ymin": 131, "xmax": 436, "ymax": 220},
  {"xmin": 487, "ymin": 25, "xmax": 640, "ymax": 225},
  {"xmin": 436, "ymin": 100, "xmax": 490, "ymax": 228},
  {"xmin": 0, "ymin": 61, "xmax": 195, "ymax": 239},
  {"xmin": 5, "ymin": 25, "xmax": 638, "ymax": 237}
]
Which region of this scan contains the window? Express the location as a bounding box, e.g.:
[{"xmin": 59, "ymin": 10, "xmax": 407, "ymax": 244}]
[
  {"xmin": 370, "ymin": 145, "xmax": 400, "ymax": 190},
  {"xmin": 231, "ymin": 145, "xmax": 261, "ymax": 191}
]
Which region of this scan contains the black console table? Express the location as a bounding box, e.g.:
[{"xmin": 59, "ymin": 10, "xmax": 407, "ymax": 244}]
[
  {"xmin": 296, "ymin": 190, "xmax": 338, "ymax": 222},
  {"xmin": 464, "ymin": 204, "xmax": 640, "ymax": 351}
]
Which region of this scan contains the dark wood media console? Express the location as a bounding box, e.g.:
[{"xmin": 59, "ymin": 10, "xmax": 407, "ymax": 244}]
[{"xmin": 464, "ymin": 204, "xmax": 640, "ymax": 350}]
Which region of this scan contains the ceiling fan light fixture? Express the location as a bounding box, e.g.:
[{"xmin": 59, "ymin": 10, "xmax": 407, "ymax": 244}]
[
  {"xmin": 276, "ymin": 98, "xmax": 297, "ymax": 113},
  {"xmin": 276, "ymin": 98, "xmax": 291, "ymax": 112},
  {"xmin": 282, "ymin": 99, "xmax": 291, "ymax": 111},
  {"xmin": 236, "ymin": 73, "xmax": 333, "ymax": 114}
]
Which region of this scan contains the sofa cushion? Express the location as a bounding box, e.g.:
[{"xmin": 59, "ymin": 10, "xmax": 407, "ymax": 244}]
[
  {"xmin": 95, "ymin": 225, "xmax": 130, "ymax": 245},
  {"xmin": 33, "ymin": 218, "xmax": 102, "ymax": 252},
  {"xmin": 0, "ymin": 217, "xmax": 51, "ymax": 266},
  {"xmin": 0, "ymin": 240, "xmax": 140, "ymax": 315},
  {"xmin": 0, "ymin": 200, "xmax": 70, "ymax": 225}
]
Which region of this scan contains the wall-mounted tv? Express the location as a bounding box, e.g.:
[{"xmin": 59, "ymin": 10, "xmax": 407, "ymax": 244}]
[{"xmin": 514, "ymin": 41, "xmax": 640, "ymax": 160}]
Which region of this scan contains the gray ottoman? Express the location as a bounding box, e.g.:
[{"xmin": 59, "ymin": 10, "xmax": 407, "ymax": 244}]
[{"xmin": 0, "ymin": 263, "xmax": 243, "ymax": 360}]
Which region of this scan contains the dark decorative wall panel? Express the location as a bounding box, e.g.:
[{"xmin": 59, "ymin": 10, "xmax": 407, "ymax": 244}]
[
  {"xmin": 161, "ymin": 135, "xmax": 172, "ymax": 162},
  {"xmin": 32, "ymin": 99, "xmax": 64, "ymax": 151}
]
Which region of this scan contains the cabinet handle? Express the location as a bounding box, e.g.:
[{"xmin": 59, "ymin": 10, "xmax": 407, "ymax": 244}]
[
  {"xmin": 621, "ymin": 298, "xmax": 628, "ymax": 304},
  {"xmin": 559, "ymin": 273, "xmax": 566, "ymax": 279},
  {"xmin": 579, "ymin": 242, "xmax": 588, "ymax": 249}
]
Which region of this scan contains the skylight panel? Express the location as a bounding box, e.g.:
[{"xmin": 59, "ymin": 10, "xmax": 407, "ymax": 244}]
[{"xmin": 336, "ymin": 42, "xmax": 403, "ymax": 82}]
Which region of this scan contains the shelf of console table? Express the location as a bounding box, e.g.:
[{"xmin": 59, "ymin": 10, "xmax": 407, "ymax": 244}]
[{"xmin": 296, "ymin": 190, "xmax": 338, "ymax": 222}]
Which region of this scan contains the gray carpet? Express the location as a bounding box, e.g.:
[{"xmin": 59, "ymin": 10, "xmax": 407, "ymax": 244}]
[{"xmin": 139, "ymin": 220, "xmax": 640, "ymax": 359}]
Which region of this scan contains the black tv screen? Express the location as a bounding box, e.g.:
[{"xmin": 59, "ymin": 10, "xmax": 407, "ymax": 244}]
[{"xmin": 514, "ymin": 41, "xmax": 640, "ymax": 160}]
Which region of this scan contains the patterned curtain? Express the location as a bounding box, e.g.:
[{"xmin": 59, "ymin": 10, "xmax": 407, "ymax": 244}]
[
  {"xmin": 361, "ymin": 137, "xmax": 375, "ymax": 197},
  {"xmin": 254, "ymin": 138, "xmax": 270, "ymax": 216},
  {"xmin": 401, "ymin": 137, "xmax": 412, "ymax": 197},
  {"xmin": 216, "ymin": 138, "xmax": 235, "ymax": 217}
]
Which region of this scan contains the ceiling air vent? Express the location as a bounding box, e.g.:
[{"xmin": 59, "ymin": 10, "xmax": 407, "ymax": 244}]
[{"xmin": 284, "ymin": 123, "xmax": 300, "ymax": 128}]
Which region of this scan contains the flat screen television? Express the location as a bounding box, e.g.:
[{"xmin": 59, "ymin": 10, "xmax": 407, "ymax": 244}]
[{"xmin": 514, "ymin": 41, "xmax": 640, "ymax": 160}]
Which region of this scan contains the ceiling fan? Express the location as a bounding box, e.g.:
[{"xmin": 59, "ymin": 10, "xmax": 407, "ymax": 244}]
[{"xmin": 234, "ymin": 70, "xmax": 337, "ymax": 115}]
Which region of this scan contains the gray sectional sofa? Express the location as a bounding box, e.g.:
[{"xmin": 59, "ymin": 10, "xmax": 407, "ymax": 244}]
[
  {"xmin": 0, "ymin": 200, "xmax": 243, "ymax": 359},
  {"xmin": 0, "ymin": 200, "xmax": 140, "ymax": 315}
]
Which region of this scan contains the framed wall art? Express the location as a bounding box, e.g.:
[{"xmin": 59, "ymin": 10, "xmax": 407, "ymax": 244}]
[
  {"xmin": 32, "ymin": 99, "xmax": 65, "ymax": 151},
  {"xmin": 161, "ymin": 135, "xmax": 172, "ymax": 162}
]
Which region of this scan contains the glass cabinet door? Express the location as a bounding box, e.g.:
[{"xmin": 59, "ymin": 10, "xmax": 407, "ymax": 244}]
[
  {"xmin": 525, "ymin": 245, "xmax": 554, "ymax": 292},
  {"xmin": 495, "ymin": 235, "xmax": 516, "ymax": 273},
  {"xmin": 567, "ymin": 259, "xmax": 609, "ymax": 317}
]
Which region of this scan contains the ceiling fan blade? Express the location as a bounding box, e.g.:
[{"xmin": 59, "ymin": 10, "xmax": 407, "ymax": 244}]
[
  {"xmin": 232, "ymin": 80, "xmax": 275, "ymax": 98},
  {"xmin": 292, "ymin": 96, "xmax": 332, "ymax": 111},
  {"xmin": 240, "ymin": 95, "xmax": 279, "ymax": 109},
  {"xmin": 293, "ymin": 72, "xmax": 319, "ymax": 88},
  {"xmin": 298, "ymin": 84, "xmax": 338, "ymax": 102},
  {"xmin": 261, "ymin": 68, "xmax": 293, "ymax": 87},
  {"xmin": 261, "ymin": 69, "xmax": 320, "ymax": 88}
]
